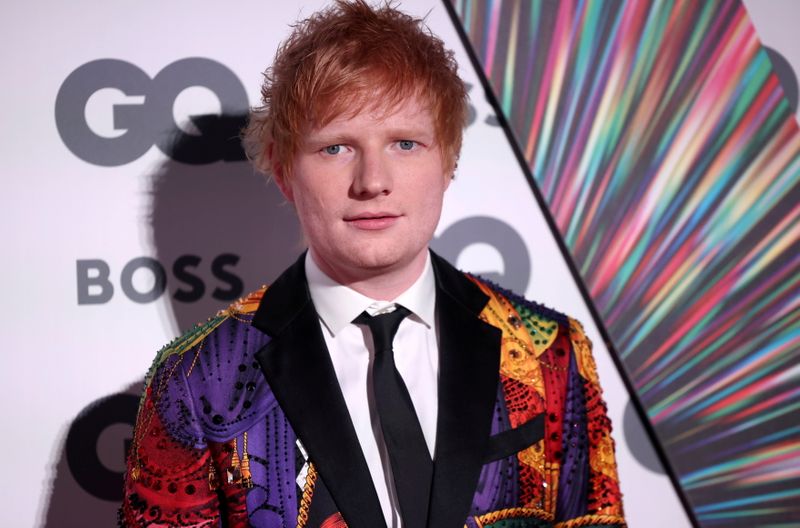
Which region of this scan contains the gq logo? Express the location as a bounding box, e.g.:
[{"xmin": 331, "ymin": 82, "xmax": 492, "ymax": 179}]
[{"xmin": 55, "ymin": 58, "xmax": 249, "ymax": 166}]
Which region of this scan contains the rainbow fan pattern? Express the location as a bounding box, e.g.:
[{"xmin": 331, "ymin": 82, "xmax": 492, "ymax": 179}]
[{"xmin": 450, "ymin": 0, "xmax": 800, "ymax": 525}]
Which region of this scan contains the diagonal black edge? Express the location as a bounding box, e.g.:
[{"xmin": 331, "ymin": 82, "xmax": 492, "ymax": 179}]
[{"xmin": 440, "ymin": 1, "xmax": 701, "ymax": 526}]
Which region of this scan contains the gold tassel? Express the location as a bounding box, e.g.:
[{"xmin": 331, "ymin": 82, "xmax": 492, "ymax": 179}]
[
  {"xmin": 130, "ymin": 464, "xmax": 141, "ymax": 481},
  {"xmin": 241, "ymin": 432, "xmax": 253, "ymax": 489},
  {"xmin": 227, "ymin": 438, "xmax": 242, "ymax": 485}
]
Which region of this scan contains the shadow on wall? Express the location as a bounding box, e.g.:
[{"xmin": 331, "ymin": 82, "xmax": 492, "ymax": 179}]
[
  {"xmin": 40, "ymin": 114, "xmax": 302, "ymax": 528},
  {"xmin": 148, "ymin": 113, "xmax": 302, "ymax": 333},
  {"xmin": 41, "ymin": 383, "xmax": 141, "ymax": 528}
]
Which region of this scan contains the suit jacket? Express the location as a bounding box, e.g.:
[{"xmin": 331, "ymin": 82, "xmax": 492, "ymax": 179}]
[{"xmin": 121, "ymin": 252, "xmax": 626, "ymax": 528}]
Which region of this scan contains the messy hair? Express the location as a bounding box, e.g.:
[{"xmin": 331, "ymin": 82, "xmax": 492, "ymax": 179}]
[{"xmin": 242, "ymin": 0, "xmax": 468, "ymax": 179}]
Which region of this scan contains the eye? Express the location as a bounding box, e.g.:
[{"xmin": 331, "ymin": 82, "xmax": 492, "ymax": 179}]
[
  {"xmin": 323, "ymin": 144, "xmax": 342, "ymax": 155},
  {"xmin": 398, "ymin": 140, "xmax": 416, "ymax": 151}
]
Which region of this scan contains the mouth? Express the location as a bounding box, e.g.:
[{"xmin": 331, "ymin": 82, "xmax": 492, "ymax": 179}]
[{"xmin": 344, "ymin": 212, "xmax": 401, "ymax": 230}]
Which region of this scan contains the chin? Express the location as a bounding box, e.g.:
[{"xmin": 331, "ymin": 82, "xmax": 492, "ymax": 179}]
[
  {"xmin": 349, "ymin": 251, "xmax": 403, "ymax": 271},
  {"xmin": 345, "ymin": 244, "xmax": 415, "ymax": 272}
]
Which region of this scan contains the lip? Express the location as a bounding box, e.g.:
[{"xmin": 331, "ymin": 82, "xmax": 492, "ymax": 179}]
[{"xmin": 344, "ymin": 212, "xmax": 401, "ymax": 230}]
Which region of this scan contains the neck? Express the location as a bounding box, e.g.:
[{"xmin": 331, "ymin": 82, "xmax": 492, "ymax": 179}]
[{"xmin": 310, "ymin": 249, "xmax": 428, "ymax": 300}]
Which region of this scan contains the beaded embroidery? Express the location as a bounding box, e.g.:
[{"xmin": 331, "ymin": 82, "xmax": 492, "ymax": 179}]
[{"xmin": 121, "ymin": 277, "xmax": 625, "ymax": 527}]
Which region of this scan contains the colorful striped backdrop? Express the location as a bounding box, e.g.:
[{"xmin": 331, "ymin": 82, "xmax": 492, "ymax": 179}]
[{"xmin": 450, "ymin": 0, "xmax": 800, "ymax": 525}]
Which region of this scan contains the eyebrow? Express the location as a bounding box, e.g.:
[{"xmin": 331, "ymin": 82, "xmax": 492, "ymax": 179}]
[
  {"xmin": 305, "ymin": 127, "xmax": 434, "ymax": 146},
  {"xmin": 301, "ymin": 134, "xmax": 351, "ymax": 152}
]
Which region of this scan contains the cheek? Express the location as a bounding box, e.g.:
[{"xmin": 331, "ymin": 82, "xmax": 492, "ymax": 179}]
[
  {"xmin": 294, "ymin": 188, "xmax": 338, "ymax": 230},
  {"xmin": 414, "ymin": 177, "xmax": 447, "ymax": 225},
  {"xmin": 424, "ymin": 170, "xmax": 449, "ymax": 205}
]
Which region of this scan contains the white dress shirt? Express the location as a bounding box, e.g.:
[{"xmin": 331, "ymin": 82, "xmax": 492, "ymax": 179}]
[{"xmin": 305, "ymin": 252, "xmax": 439, "ymax": 528}]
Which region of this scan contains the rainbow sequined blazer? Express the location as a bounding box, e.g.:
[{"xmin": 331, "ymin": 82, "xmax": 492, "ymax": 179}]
[{"xmin": 121, "ymin": 252, "xmax": 626, "ymax": 528}]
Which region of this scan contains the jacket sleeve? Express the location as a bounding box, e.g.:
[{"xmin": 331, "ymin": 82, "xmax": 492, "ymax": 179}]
[
  {"xmin": 119, "ymin": 334, "xmax": 249, "ymax": 528},
  {"xmin": 552, "ymin": 318, "xmax": 626, "ymax": 528}
]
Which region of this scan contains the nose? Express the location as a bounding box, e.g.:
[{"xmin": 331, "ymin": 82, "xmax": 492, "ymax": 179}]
[{"xmin": 351, "ymin": 149, "xmax": 391, "ymax": 197}]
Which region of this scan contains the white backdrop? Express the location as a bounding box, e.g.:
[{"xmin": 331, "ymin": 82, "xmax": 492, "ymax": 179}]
[{"xmin": 3, "ymin": 1, "xmax": 795, "ymax": 527}]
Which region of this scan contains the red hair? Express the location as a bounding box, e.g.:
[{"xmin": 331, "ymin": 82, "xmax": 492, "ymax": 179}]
[{"xmin": 243, "ymin": 0, "xmax": 468, "ymax": 179}]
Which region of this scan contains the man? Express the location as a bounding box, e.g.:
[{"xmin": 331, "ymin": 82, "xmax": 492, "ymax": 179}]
[{"xmin": 121, "ymin": 1, "xmax": 626, "ymax": 527}]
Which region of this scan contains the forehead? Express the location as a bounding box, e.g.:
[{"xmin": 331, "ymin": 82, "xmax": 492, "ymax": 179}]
[{"xmin": 307, "ymin": 94, "xmax": 436, "ymax": 137}]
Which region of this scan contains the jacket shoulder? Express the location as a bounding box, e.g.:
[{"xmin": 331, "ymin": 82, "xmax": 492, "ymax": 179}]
[
  {"xmin": 149, "ymin": 287, "xmax": 267, "ymax": 367},
  {"xmin": 143, "ymin": 287, "xmax": 276, "ymax": 448},
  {"xmin": 467, "ymin": 274, "xmax": 570, "ymax": 326},
  {"xmin": 466, "ymin": 274, "xmax": 594, "ymax": 382}
]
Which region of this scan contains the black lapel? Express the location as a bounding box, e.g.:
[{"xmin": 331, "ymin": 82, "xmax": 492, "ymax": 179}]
[
  {"xmin": 428, "ymin": 251, "xmax": 502, "ymax": 528},
  {"xmin": 252, "ymin": 253, "xmax": 386, "ymax": 528}
]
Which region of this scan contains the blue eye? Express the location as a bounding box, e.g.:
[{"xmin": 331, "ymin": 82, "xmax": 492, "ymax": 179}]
[
  {"xmin": 398, "ymin": 140, "xmax": 415, "ymax": 150},
  {"xmin": 324, "ymin": 145, "xmax": 341, "ymax": 155}
]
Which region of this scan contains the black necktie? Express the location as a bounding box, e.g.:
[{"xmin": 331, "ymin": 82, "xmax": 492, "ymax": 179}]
[{"xmin": 354, "ymin": 307, "xmax": 432, "ymax": 527}]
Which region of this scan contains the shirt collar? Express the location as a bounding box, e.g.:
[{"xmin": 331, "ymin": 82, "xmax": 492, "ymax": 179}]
[{"xmin": 305, "ymin": 251, "xmax": 436, "ymax": 336}]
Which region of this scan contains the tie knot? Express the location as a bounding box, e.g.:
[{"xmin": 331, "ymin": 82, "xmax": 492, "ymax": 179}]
[{"xmin": 353, "ymin": 305, "xmax": 411, "ymax": 352}]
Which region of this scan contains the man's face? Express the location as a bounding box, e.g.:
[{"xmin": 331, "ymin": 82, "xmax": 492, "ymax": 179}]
[{"xmin": 277, "ymin": 95, "xmax": 451, "ymax": 286}]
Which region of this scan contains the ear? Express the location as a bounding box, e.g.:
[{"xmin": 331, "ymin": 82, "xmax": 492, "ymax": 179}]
[
  {"xmin": 443, "ymin": 158, "xmax": 455, "ymax": 190},
  {"xmin": 272, "ymin": 163, "xmax": 294, "ymax": 202},
  {"xmin": 442, "ymin": 149, "xmax": 457, "ymax": 190},
  {"xmin": 443, "ymin": 171, "xmax": 453, "ymax": 191},
  {"xmin": 272, "ymin": 166, "xmax": 294, "ymax": 203},
  {"xmin": 268, "ymin": 144, "xmax": 294, "ymax": 202}
]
